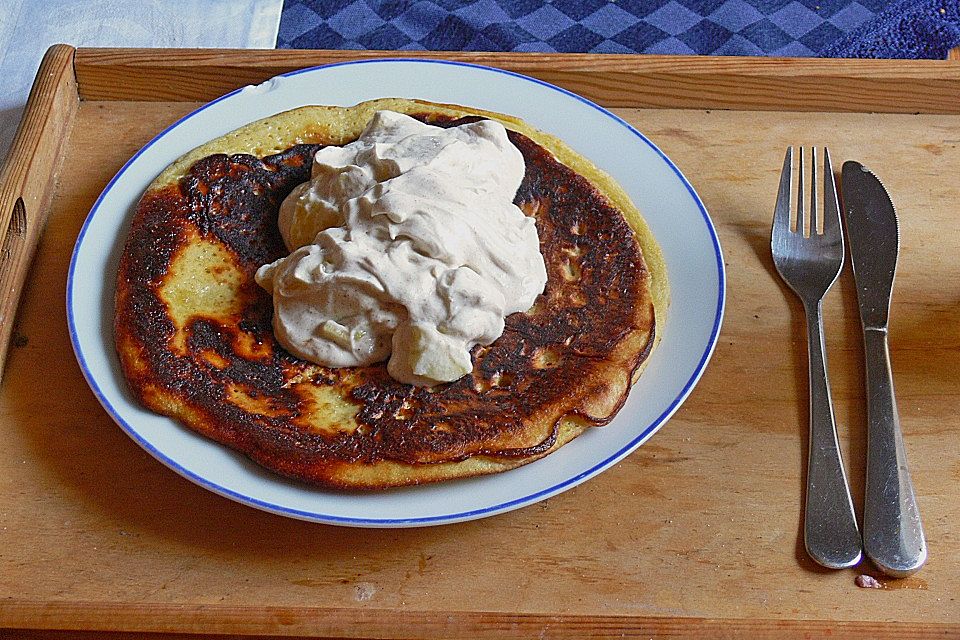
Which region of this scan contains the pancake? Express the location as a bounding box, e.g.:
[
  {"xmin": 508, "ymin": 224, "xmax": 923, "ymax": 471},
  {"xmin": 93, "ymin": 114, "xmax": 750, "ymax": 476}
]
[{"xmin": 114, "ymin": 98, "xmax": 668, "ymax": 489}]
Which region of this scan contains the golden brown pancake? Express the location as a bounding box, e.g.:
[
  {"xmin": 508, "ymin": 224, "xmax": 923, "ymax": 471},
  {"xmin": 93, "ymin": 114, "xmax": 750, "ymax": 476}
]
[{"xmin": 115, "ymin": 98, "xmax": 668, "ymax": 489}]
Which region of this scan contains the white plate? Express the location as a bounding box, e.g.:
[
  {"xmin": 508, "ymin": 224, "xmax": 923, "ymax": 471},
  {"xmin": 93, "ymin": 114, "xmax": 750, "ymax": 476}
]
[{"xmin": 67, "ymin": 59, "xmax": 724, "ymax": 527}]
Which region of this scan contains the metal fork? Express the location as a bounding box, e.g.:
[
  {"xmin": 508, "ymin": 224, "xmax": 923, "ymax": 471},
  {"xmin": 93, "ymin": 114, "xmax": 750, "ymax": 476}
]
[{"xmin": 771, "ymin": 147, "xmax": 862, "ymax": 569}]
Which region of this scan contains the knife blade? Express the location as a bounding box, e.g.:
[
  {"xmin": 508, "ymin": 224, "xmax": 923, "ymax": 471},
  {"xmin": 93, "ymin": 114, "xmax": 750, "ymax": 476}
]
[
  {"xmin": 841, "ymin": 161, "xmax": 926, "ymax": 577},
  {"xmin": 842, "ymin": 162, "xmax": 899, "ymax": 331}
]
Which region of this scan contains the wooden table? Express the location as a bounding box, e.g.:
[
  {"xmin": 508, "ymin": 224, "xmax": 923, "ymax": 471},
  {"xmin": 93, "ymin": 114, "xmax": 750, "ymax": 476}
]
[{"xmin": 0, "ymin": 46, "xmax": 958, "ymax": 638}]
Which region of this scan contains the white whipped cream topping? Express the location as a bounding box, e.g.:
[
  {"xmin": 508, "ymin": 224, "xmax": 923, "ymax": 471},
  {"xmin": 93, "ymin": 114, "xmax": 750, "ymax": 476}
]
[{"xmin": 255, "ymin": 110, "xmax": 547, "ymax": 386}]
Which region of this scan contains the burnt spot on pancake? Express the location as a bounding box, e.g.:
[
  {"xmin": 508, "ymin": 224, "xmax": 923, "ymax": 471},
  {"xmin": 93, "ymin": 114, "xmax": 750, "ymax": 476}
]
[
  {"xmin": 181, "ymin": 144, "xmax": 318, "ymax": 269},
  {"xmin": 115, "ymin": 116, "xmax": 654, "ymax": 485}
]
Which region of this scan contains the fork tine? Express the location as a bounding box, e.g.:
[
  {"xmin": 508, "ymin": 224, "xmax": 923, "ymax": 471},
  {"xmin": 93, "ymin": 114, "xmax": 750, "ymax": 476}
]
[
  {"xmin": 797, "ymin": 147, "xmax": 805, "ymax": 235},
  {"xmin": 811, "ymin": 147, "xmax": 819, "ymax": 234},
  {"xmin": 822, "ymin": 147, "xmax": 841, "ymax": 236},
  {"xmin": 774, "ymin": 147, "xmax": 793, "ymax": 235}
]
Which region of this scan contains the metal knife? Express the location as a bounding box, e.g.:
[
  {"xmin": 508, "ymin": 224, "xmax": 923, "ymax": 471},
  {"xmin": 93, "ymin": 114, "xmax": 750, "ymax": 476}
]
[{"xmin": 841, "ymin": 161, "xmax": 926, "ymax": 577}]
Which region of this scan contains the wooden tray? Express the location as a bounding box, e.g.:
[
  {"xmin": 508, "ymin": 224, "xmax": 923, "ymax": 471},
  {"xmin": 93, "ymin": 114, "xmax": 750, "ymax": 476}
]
[{"xmin": 1, "ymin": 45, "xmax": 958, "ymax": 639}]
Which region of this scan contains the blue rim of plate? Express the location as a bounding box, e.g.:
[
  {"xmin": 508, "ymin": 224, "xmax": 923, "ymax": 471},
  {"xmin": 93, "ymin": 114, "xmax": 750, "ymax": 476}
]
[{"xmin": 66, "ymin": 58, "xmax": 725, "ymax": 526}]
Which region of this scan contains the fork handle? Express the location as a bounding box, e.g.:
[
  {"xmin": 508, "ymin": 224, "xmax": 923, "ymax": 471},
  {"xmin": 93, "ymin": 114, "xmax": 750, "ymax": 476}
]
[
  {"xmin": 803, "ymin": 301, "xmax": 862, "ymax": 569},
  {"xmin": 862, "ymin": 328, "xmax": 926, "ymax": 576}
]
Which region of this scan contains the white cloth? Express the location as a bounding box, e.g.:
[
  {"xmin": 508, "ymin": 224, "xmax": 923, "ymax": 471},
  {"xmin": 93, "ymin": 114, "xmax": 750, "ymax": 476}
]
[{"xmin": 0, "ymin": 0, "xmax": 282, "ymax": 161}]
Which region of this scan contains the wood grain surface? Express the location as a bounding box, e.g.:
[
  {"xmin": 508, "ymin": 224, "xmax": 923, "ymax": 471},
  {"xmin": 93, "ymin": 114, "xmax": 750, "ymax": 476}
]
[
  {"xmin": 73, "ymin": 48, "xmax": 960, "ymax": 114},
  {"xmin": 0, "ymin": 44, "xmax": 77, "ymax": 380},
  {"xmin": 1, "ymin": 48, "xmax": 959, "ymax": 638}
]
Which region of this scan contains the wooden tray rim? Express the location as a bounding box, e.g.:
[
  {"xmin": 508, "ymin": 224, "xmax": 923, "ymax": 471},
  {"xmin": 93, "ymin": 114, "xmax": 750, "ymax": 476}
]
[{"xmin": 74, "ymin": 46, "xmax": 960, "ymax": 114}]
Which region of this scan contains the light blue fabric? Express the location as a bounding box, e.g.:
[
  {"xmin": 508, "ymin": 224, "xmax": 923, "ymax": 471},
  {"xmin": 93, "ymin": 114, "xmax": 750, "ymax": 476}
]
[{"xmin": 0, "ymin": 0, "xmax": 282, "ymax": 163}]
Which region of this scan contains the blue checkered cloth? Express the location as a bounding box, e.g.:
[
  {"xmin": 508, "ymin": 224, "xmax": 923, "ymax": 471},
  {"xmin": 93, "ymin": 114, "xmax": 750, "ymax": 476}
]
[{"xmin": 278, "ymin": 0, "xmax": 960, "ymax": 58}]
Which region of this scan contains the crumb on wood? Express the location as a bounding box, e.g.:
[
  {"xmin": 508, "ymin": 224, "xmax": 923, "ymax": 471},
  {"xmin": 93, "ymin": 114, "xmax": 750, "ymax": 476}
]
[
  {"xmin": 856, "ymin": 574, "xmax": 883, "ymax": 589},
  {"xmin": 354, "ymin": 581, "xmax": 376, "ymax": 602}
]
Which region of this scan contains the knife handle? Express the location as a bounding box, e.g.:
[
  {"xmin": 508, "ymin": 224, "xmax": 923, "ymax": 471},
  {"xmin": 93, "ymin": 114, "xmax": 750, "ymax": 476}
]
[
  {"xmin": 803, "ymin": 302, "xmax": 862, "ymax": 569},
  {"xmin": 862, "ymin": 327, "xmax": 926, "ymax": 576}
]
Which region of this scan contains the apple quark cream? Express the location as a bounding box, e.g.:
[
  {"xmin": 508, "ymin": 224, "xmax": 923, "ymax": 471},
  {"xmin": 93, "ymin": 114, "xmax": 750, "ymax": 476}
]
[{"xmin": 255, "ymin": 110, "xmax": 547, "ymax": 386}]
